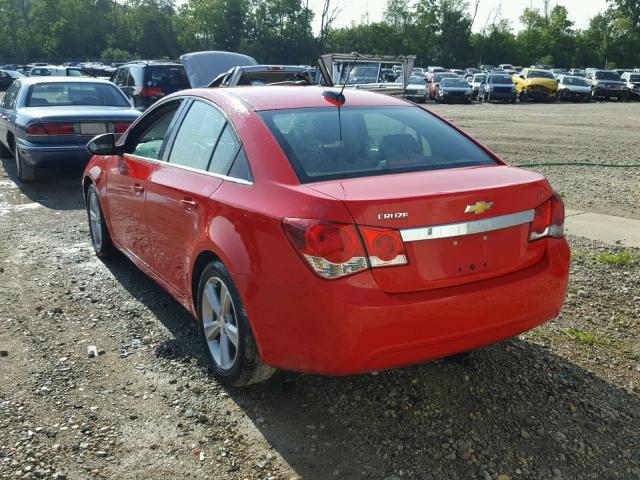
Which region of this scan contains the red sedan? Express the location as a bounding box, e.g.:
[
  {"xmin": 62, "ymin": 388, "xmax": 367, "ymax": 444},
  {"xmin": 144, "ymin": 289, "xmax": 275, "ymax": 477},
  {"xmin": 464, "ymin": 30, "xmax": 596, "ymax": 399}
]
[{"xmin": 82, "ymin": 86, "xmax": 570, "ymax": 386}]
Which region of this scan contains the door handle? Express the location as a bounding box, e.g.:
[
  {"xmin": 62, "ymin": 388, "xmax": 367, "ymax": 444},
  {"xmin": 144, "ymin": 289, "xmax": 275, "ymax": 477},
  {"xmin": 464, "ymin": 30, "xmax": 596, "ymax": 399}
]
[
  {"xmin": 132, "ymin": 184, "xmax": 144, "ymax": 194},
  {"xmin": 180, "ymin": 198, "xmax": 198, "ymax": 210}
]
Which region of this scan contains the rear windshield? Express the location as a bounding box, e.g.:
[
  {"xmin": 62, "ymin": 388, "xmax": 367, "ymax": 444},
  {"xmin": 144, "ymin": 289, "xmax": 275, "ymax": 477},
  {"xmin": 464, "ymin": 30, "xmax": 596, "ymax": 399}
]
[
  {"xmin": 27, "ymin": 82, "xmax": 130, "ymax": 107},
  {"xmin": 489, "ymin": 76, "xmax": 513, "ymax": 84},
  {"xmin": 259, "ymin": 106, "xmax": 497, "ymax": 183},
  {"xmin": 237, "ymin": 70, "xmax": 310, "ymax": 86},
  {"xmin": 562, "ymin": 76, "xmax": 588, "ymax": 86},
  {"xmin": 143, "ymin": 65, "xmax": 190, "ymax": 90}
]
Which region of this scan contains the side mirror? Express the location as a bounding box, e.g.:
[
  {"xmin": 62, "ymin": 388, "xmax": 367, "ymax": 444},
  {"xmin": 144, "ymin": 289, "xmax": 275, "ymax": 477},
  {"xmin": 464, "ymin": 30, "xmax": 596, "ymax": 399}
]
[{"xmin": 87, "ymin": 133, "xmax": 119, "ymax": 156}]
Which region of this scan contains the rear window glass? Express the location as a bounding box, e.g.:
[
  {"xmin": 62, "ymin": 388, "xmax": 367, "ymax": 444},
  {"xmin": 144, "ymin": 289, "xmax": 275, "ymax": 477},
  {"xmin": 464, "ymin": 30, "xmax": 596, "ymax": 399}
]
[
  {"xmin": 259, "ymin": 106, "xmax": 497, "ymax": 183},
  {"xmin": 144, "ymin": 66, "xmax": 190, "ymax": 90},
  {"xmin": 27, "ymin": 82, "xmax": 130, "ymax": 107}
]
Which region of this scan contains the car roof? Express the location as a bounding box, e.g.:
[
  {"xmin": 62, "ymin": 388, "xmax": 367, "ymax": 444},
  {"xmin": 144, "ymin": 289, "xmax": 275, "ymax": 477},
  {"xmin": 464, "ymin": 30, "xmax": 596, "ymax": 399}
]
[
  {"xmin": 189, "ymin": 85, "xmax": 410, "ymax": 111},
  {"xmin": 18, "ymin": 76, "xmax": 116, "ymax": 86}
]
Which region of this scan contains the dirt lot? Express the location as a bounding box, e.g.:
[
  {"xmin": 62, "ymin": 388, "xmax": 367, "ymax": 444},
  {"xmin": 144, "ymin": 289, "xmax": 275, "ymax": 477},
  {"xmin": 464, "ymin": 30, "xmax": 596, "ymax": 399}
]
[{"xmin": 0, "ymin": 101, "xmax": 639, "ymax": 480}]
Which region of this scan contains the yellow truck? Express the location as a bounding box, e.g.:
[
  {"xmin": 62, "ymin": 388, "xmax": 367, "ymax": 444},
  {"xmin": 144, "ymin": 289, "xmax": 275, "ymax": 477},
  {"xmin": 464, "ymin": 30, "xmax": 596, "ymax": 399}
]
[{"xmin": 512, "ymin": 68, "xmax": 558, "ymax": 102}]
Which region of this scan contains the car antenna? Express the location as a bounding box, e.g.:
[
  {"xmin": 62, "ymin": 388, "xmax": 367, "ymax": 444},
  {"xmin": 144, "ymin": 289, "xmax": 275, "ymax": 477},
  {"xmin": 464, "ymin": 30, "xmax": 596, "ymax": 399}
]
[{"xmin": 322, "ymin": 51, "xmax": 360, "ymax": 106}]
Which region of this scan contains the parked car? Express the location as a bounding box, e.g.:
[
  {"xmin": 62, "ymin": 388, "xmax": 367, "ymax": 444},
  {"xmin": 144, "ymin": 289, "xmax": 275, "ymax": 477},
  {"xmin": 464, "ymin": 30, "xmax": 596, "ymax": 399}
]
[
  {"xmin": 479, "ymin": 64, "xmax": 496, "ymax": 72},
  {"xmin": 469, "ymin": 73, "xmax": 487, "ymax": 99},
  {"xmin": 568, "ymin": 68, "xmax": 585, "ymax": 77},
  {"xmin": 0, "ymin": 69, "xmax": 24, "ymax": 91},
  {"xmin": 478, "ymin": 74, "xmax": 516, "ymax": 103},
  {"xmin": 585, "ymin": 70, "xmax": 628, "ymax": 101},
  {"xmin": 412, "ymin": 67, "xmax": 426, "ymax": 78},
  {"xmin": 112, "ymin": 61, "xmax": 191, "ymax": 111},
  {"xmin": 530, "ymin": 64, "xmax": 553, "ymax": 70},
  {"xmin": 435, "ymin": 77, "xmax": 473, "ymax": 103},
  {"xmin": 426, "ymin": 66, "xmax": 447, "ymax": 82},
  {"xmin": 428, "ymin": 72, "xmax": 459, "ymax": 99},
  {"xmin": 209, "ymin": 65, "xmax": 312, "ymax": 87},
  {"xmin": 403, "ymin": 75, "xmax": 428, "ymax": 103},
  {"xmin": 81, "ymin": 85, "xmax": 569, "ymax": 386},
  {"xmin": 551, "ymin": 68, "xmax": 568, "ymax": 78},
  {"xmin": 449, "ymin": 69, "xmax": 465, "ymax": 76},
  {"xmin": 0, "ymin": 77, "xmax": 139, "ymax": 182},
  {"xmin": 512, "ymin": 69, "xmax": 558, "ymax": 102},
  {"xmin": 29, "ymin": 66, "xmax": 90, "ymax": 77},
  {"xmin": 556, "ymin": 75, "xmax": 591, "ymax": 102},
  {"xmin": 464, "ymin": 67, "xmax": 479, "ymax": 79},
  {"xmin": 498, "ymin": 64, "xmax": 514, "ymax": 71},
  {"xmin": 621, "ymin": 72, "xmax": 640, "ymax": 100}
]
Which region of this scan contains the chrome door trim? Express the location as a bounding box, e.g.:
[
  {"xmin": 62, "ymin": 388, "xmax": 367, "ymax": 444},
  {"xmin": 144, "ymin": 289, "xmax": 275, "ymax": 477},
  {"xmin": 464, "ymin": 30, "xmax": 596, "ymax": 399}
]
[{"xmin": 400, "ymin": 210, "xmax": 534, "ymax": 242}]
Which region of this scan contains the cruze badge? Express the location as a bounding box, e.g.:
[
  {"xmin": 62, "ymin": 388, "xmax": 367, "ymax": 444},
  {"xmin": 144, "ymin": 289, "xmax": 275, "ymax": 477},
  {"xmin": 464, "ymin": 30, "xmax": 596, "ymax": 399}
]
[
  {"xmin": 377, "ymin": 212, "xmax": 409, "ymax": 220},
  {"xmin": 465, "ymin": 201, "xmax": 494, "ymax": 215}
]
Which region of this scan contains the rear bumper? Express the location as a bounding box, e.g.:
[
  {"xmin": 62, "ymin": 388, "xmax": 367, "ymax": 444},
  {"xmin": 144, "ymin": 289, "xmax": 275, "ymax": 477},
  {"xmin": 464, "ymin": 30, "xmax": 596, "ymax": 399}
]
[
  {"xmin": 242, "ymin": 238, "xmax": 570, "ymax": 375},
  {"xmin": 17, "ymin": 139, "xmax": 91, "ymax": 167}
]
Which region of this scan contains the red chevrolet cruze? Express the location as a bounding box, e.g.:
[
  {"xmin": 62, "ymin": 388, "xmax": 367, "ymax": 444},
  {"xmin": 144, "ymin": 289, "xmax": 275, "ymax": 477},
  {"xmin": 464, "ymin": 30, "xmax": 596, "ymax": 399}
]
[{"xmin": 82, "ymin": 86, "xmax": 570, "ymax": 386}]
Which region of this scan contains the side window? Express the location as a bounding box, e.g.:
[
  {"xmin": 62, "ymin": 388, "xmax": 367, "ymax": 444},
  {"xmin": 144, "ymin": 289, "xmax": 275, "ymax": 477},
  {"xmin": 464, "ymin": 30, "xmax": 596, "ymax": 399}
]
[
  {"xmin": 126, "ymin": 68, "xmax": 136, "ymax": 87},
  {"xmin": 168, "ymin": 101, "xmax": 225, "ymax": 171},
  {"xmin": 130, "ymin": 102, "xmax": 181, "ymax": 159},
  {"xmin": 3, "ymin": 82, "xmax": 20, "ymax": 110},
  {"xmin": 227, "ymin": 148, "xmax": 253, "ymax": 182},
  {"xmin": 209, "ymin": 124, "xmax": 240, "ymax": 175}
]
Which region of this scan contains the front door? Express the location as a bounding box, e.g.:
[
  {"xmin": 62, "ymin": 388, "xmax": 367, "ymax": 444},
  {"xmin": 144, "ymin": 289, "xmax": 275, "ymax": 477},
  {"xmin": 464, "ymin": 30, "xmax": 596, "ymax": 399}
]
[{"xmin": 106, "ymin": 100, "xmax": 183, "ymax": 267}]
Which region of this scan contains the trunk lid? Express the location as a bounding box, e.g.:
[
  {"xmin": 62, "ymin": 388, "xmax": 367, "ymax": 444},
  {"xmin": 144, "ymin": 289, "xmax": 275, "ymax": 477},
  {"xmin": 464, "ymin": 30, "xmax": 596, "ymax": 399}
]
[{"xmin": 309, "ymin": 165, "xmax": 553, "ymax": 293}]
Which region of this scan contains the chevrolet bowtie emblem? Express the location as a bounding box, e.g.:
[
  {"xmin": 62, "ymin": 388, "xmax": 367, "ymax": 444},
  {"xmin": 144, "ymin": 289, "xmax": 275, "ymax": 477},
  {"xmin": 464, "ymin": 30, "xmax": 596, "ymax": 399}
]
[{"xmin": 465, "ymin": 201, "xmax": 494, "ymax": 215}]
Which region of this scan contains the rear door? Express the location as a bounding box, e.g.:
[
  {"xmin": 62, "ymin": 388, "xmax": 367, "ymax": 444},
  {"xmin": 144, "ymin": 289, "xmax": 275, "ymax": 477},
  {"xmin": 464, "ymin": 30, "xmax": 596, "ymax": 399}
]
[
  {"xmin": 106, "ymin": 99, "xmax": 184, "ymax": 267},
  {"xmin": 146, "ymin": 99, "xmax": 239, "ymax": 296}
]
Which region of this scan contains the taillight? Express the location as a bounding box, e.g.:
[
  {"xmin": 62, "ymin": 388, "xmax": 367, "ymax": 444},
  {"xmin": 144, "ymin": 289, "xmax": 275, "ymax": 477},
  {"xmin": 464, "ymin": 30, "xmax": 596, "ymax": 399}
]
[
  {"xmin": 26, "ymin": 122, "xmax": 75, "ymax": 136},
  {"xmin": 358, "ymin": 226, "xmax": 408, "ymax": 267},
  {"xmin": 282, "ymin": 218, "xmax": 367, "ymax": 279},
  {"xmin": 115, "ymin": 122, "xmax": 131, "ymax": 134},
  {"xmin": 140, "ymin": 87, "xmax": 165, "ymax": 97},
  {"xmin": 529, "ymin": 193, "xmax": 565, "ymax": 241}
]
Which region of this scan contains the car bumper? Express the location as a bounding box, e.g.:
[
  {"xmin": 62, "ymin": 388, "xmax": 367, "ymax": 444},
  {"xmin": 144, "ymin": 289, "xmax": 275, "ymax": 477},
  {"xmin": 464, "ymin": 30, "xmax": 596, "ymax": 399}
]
[
  {"xmin": 404, "ymin": 93, "xmax": 426, "ymax": 101},
  {"xmin": 593, "ymin": 87, "xmax": 627, "ymax": 97},
  {"xmin": 486, "ymin": 91, "xmax": 516, "ymax": 100},
  {"xmin": 242, "ymin": 238, "xmax": 570, "ymax": 375},
  {"xmin": 16, "ymin": 139, "xmax": 92, "ymax": 167},
  {"xmin": 440, "ymin": 94, "xmax": 472, "ymax": 103}
]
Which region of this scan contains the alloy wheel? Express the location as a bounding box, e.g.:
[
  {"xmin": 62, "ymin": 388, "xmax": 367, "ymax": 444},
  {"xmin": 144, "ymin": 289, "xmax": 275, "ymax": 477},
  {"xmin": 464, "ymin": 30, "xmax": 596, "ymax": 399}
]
[
  {"xmin": 201, "ymin": 277, "xmax": 239, "ymax": 370},
  {"xmin": 88, "ymin": 191, "xmax": 103, "ymax": 251}
]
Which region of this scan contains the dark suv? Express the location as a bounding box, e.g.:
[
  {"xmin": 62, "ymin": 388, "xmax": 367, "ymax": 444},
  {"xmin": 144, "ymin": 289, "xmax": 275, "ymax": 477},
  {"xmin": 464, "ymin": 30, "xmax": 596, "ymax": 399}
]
[{"xmin": 111, "ymin": 61, "xmax": 190, "ymax": 110}]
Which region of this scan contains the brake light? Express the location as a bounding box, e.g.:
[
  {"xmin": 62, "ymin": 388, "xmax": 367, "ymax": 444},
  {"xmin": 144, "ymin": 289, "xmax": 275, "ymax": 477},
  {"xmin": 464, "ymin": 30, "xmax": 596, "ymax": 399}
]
[
  {"xmin": 26, "ymin": 122, "xmax": 75, "ymax": 136},
  {"xmin": 282, "ymin": 218, "xmax": 367, "ymax": 279},
  {"xmin": 115, "ymin": 122, "xmax": 132, "ymax": 134},
  {"xmin": 358, "ymin": 226, "xmax": 408, "ymax": 267},
  {"xmin": 529, "ymin": 193, "xmax": 565, "ymax": 241},
  {"xmin": 140, "ymin": 87, "xmax": 165, "ymax": 97}
]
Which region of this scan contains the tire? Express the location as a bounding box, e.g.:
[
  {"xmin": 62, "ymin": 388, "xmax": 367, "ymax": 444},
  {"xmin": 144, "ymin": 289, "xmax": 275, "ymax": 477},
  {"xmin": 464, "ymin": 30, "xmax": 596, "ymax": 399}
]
[
  {"xmin": 86, "ymin": 184, "xmax": 114, "ymax": 258},
  {"xmin": 519, "ymin": 90, "xmax": 528, "ymax": 103},
  {"xmin": 0, "ymin": 140, "xmax": 11, "ymax": 158},
  {"xmin": 197, "ymin": 261, "xmax": 276, "ymax": 387},
  {"xmin": 15, "ymin": 144, "xmax": 36, "ymax": 182}
]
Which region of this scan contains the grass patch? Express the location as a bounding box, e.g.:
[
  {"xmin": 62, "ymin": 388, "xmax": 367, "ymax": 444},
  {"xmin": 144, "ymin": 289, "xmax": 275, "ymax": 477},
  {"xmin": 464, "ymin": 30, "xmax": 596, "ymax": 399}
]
[
  {"xmin": 593, "ymin": 250, "xmax": 640, "ymax": 266},
  {"xmin": 560, "ymin": 328, "xmax": 614, "ymax": 347}
]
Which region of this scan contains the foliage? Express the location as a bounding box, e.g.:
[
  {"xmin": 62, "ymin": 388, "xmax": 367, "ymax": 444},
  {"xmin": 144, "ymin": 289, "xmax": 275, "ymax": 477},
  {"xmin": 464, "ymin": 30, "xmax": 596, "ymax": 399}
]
[{"xmin": 0, "ymin": 0, "xmax": 638, "ymax": 68}]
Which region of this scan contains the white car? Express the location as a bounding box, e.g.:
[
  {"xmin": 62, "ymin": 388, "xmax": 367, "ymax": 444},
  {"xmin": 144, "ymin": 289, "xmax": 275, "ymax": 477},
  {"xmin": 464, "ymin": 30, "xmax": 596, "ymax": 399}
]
[
  {"xmin": 469, "ymin": 73, "xmax": 487, "ymax": 98},
  {"xmin": 556, "ymin": 75, "xmax": 592, "ymax": 102},
  {"xmin": 621, "ymin": 72, "xmax": 640, "ymax": 99},
  {"xmin": 403, "ymin": 75, "xmax": 427, "ymax": 103}
]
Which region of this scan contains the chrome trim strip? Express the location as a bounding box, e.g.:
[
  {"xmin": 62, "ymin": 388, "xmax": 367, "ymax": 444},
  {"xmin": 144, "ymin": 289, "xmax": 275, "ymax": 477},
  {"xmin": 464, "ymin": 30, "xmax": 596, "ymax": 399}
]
[
  {"xmin": 400, "ymin": 210, "xmax": 534, "ymax": 242},
  {"xmin": 125, "ymin": 154, "xmax": 253, "ymax": 186}
]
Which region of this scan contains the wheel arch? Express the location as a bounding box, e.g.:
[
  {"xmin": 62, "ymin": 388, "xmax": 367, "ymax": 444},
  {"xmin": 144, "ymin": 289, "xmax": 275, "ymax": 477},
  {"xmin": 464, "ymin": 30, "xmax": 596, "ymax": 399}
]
[{"xmin": 191, "ymin": 250, "xmax": 221, "ymax": 314}]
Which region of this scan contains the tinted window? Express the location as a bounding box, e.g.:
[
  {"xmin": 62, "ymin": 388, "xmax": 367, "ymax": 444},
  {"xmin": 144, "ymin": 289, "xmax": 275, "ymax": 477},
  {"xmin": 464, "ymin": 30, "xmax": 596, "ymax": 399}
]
[
  {"xmin": 27, "ymin": 82, "xmax": 129, "ymax": 107},
  {"xmin": 441, "ymin": 78, "xmax": 469, "ymax": 87},
  {"xmin": 209, "ymin": 124, "xmax": 240, "ymax": 174},
  {"xmin": 144, "ymin": 66, "xmax": 190, "ymax": 90},
  {"xmin": 527, "ymin": 70, "xmax": 554, "ymax": 79},
  {"xmin": 131, "ymin": 103, "xmax": 181, "ymax": 159},
  {"xmin": 595, "ymin": 71, "xmax": 621, "ymax": 81},
  {"xmin": 489, "ymin": 76, "xmax": 513, "ymax": 84},
  {"xmin": 168, "ymin": 101, "xmax": 225, "ymax": 170},
  {"xmin": 259, "ymin": 106, "xmax": 497, "ymax": 183},
  {"xmin": 227, "ymin": 148, "xmax": 253, "ymax": 182}
]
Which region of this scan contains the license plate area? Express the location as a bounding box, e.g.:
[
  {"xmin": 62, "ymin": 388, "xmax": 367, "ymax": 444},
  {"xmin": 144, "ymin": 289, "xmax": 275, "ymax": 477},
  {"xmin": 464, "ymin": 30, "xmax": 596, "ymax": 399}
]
[{"xmin": 80, "ymin": 123, "xmax": 107, "ymax": 135}]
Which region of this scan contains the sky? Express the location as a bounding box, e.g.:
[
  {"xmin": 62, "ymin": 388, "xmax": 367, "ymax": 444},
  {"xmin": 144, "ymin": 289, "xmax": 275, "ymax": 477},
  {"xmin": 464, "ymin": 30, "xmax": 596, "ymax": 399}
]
[{"xmin": 307, "ymin": 0, "xmax": 609, "ymax": 34}]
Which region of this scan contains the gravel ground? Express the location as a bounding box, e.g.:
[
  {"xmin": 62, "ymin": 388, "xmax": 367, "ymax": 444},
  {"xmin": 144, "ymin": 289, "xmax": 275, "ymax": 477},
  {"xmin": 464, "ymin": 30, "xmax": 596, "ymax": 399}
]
[
  {"xmin": 427, "ymin": 102, "xmax": 640, "ymax": 219},
  {"xmin": 1, "ymin": 102, "xmax": 639, "ymax": 480}
]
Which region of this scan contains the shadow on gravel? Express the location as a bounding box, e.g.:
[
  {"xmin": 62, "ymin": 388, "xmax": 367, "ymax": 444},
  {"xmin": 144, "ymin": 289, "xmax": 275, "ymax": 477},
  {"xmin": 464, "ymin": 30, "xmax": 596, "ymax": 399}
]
[
  {"xmin": 0, "ymin": 155, "xmax": 85, "ymax": 211},
  {"xmin": 101, "ymin": 254, "xmax": 640, "ymax": 479}
]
